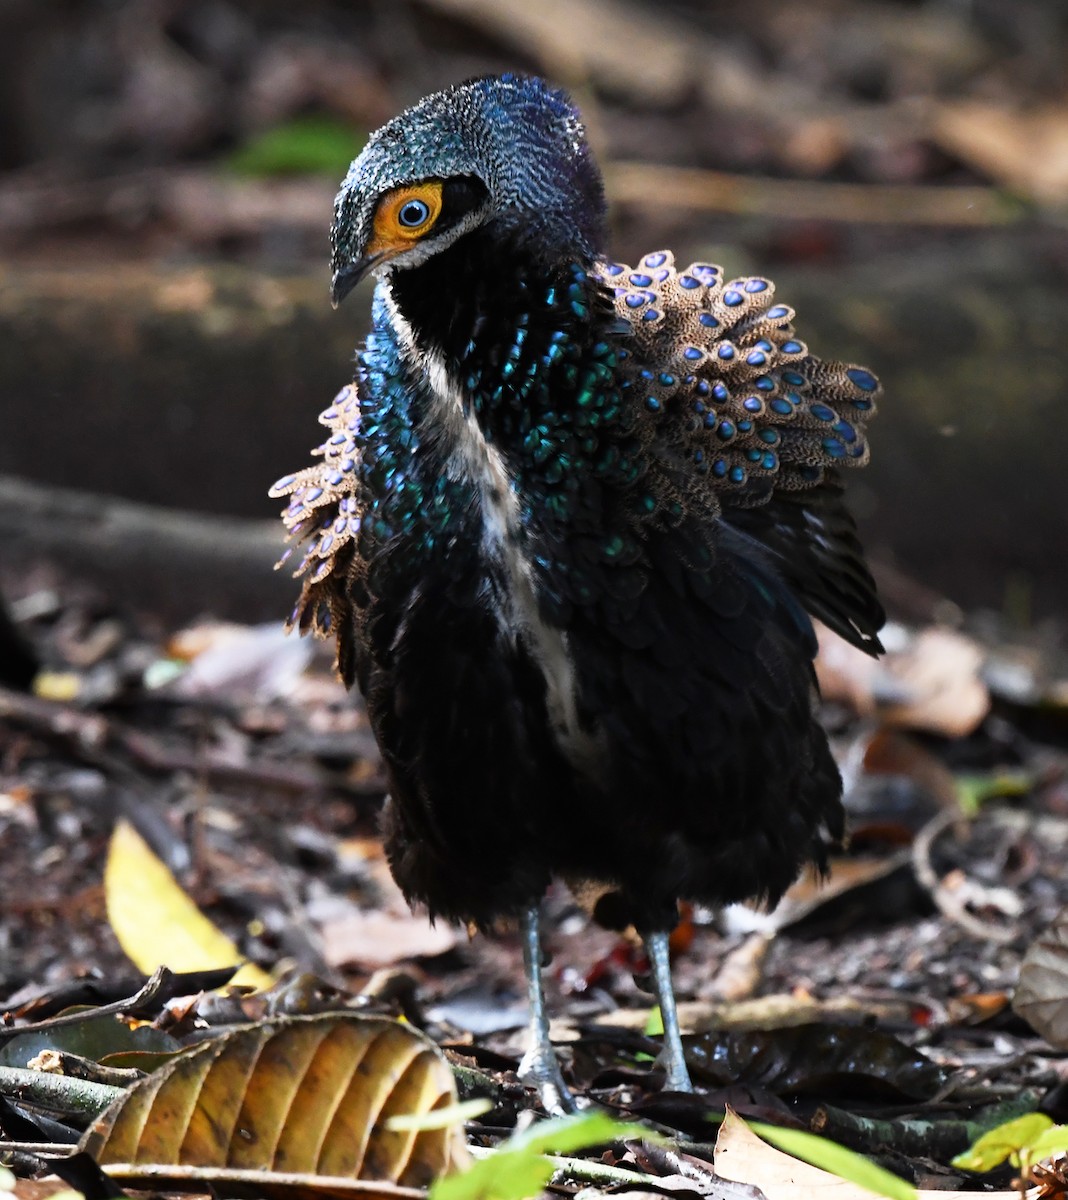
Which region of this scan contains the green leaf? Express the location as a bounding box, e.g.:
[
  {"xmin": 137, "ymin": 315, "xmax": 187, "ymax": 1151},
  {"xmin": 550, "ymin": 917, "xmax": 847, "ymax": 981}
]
[
  {"xmin": 431, "ymin": 1150, "xmax": 554, "ymax": 1200},
  {"xmin": 644, "ymin": 1005, "xmax": 664, "ymax": 1036},
  {"xmin": 506, "ymin": 1110, "xmax": 654, "ymax": 1156},
  {"xmin": 228, "ymin": 116, "xmax": 366, "ymax": 178},
  {"xmin": 951, "ymin": 1113, "xmax": 1053, "ymax": 1171},
  {"xmin": 750, "ymin": 1120, "xmax": 917, "ymax": 1200},
  {"xmin": 1026, "ymin": 1124, "xmax": 1068, "ymax": 1162},
  {"xmin": 386, "ymin": 1098, "xmax": 492, "ymax": 1132},
  {"xmin": 430, "ymin": 1111, "xmax": 656, "ymax": 1200},
  {"xmin": 955, "ymin": 771, "xmax": 1031, "ymax": 816}
]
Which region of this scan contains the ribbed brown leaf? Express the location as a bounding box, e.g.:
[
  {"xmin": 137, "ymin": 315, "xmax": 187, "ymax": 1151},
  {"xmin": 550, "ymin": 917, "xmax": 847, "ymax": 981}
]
[{"xmin": 79, "ymin": 1014, "xmax": 468, "ymax": 1196}]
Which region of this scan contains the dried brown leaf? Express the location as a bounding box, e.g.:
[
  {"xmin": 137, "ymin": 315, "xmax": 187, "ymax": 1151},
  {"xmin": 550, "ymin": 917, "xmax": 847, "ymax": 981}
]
[
  {"xmin": 1015, "ymin": 911, "xmax": 1068, "ymax": 1049},
  {"xmin": 933, "ymin": 103, "xmax": 1068, "ymax": 206},
  {"xmin": 879, "ymin": 629, "xmax": 989, "ymax": 738},
  {"xmin": 817, "ymin": 626, "xmax": 989, "ymax": 737},
  {"xmin": 79, "ymin": 1014, "xmax": 468, "ymax": 1194},
  {"xmin": 714, "ymin": 1108, "xmax": 1019, "ymax": 1200},
  {"xmin": 320, "ymin": 909, "xmax": 459, "ymax": 970}
]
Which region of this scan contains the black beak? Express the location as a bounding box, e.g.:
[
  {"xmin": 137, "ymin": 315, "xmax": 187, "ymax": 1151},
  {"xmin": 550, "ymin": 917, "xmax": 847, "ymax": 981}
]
[{"xmin": 331, "ymin": 253, "xmax": 383, "ymax": 308}]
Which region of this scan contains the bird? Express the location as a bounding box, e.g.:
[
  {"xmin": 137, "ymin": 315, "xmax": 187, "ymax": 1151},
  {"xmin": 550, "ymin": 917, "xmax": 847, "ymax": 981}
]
[{"xmin": 271, "ymin": 74, "xmax": 884, "ymax": 1114}]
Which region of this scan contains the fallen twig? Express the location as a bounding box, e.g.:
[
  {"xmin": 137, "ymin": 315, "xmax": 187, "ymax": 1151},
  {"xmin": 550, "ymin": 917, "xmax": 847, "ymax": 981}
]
[
  {"xmin": 812, "ymin": 1088, "xmax": 1046, "ymax": 1160},
  {"xmin": 0, "ymin": 966, "xmax": 174, "ymax": 1043},
  {"xmin": 607, "ymin": 161, "xmax": 1022, "ymax": 227},
  {"xmin": 912, "ymin": 810, "xmax": 1020, "ymax": 944},
  {"xmin": 0, "ymin": 474, "xmax": 287, "ymax": 623},
  {"xmin": 0, "ymin": 1066, "xmax": 123, "ymax": 1119},
  {"xmin": 0, "ymin": 683, "xmax": 330, "ymax": 798}
]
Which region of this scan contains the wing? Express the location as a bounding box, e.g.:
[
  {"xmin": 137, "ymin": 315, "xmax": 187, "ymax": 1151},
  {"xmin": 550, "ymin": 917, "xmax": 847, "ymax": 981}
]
[
  {"xmin": 722, "ymin": 475, "xmax": 884, "ymax": 654},
  {"xmin": 596, "ymin": 251, "xmax": 884, "ymax": 654},
  {"xmin": 269, "ymin": 383, "xmax": 364, "ymax": 682}
]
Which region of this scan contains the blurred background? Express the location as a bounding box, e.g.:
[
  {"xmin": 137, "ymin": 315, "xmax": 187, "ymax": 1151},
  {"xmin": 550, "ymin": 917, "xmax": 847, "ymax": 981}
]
[{"xmin": 0, "ymin": 0, "xmax": 1065, "ymax": 635}]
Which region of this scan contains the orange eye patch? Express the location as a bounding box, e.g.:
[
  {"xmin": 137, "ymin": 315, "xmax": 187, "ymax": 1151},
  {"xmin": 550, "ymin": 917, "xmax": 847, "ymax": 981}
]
[{"xmin": 367, "ymin": 182, "xmax": 444, "ymax": 257}]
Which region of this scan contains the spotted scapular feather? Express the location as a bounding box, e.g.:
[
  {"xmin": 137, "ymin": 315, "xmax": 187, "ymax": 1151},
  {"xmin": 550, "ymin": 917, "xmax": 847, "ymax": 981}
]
[{"xmin": 272, "ymin": 250, "xmax": 881, "ymax": 657}]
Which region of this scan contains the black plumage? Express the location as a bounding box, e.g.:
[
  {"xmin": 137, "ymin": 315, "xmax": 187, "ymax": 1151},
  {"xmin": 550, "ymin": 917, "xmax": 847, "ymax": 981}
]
[{"xmin": 272, "ymin": 74, "xmax": 884, "ymax": 1110}]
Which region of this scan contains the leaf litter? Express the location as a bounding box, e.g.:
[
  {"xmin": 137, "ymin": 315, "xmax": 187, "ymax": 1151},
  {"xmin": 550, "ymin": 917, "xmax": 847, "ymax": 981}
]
[{"xmin": 1, "ymin": 581, "xmax": 1067, "ymax": 1196}]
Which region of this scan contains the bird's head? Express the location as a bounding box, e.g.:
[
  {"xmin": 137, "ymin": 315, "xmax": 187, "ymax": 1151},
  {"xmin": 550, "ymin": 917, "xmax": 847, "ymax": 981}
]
[{"xmin": 330, "ymin": 74, "xmax": 607, "ymax": 306}]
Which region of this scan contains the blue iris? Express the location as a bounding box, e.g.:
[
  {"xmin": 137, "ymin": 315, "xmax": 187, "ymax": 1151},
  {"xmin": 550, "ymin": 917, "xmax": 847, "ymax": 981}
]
[{"xmin": 398, "ymin": 199, "xmax": 431, "ymax": 227}]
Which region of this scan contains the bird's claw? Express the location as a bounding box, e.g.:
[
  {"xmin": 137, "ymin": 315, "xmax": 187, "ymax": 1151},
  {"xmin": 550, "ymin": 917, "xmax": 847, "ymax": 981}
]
[
  {"xmin": 655, "ymin": 1047, "xmax": 695, "ymax": 1094},
  {"xmin": 517, "ymin": 1046, "xmax": 582, "ymax": 1115}
]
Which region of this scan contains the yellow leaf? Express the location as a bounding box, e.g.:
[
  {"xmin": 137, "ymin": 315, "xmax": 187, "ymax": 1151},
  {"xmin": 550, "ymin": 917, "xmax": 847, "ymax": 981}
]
[
  {"xmin": 105, "ymin": 818, "xmax": 272, "ymax": 991},
  {"xmin": 33, "ymin": 671, "xmax": 81, "ymax": 702}
]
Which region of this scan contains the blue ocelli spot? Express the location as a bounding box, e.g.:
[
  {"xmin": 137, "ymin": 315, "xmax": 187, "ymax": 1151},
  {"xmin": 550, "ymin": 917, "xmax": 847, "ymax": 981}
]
[
  {"xmin": 846, "ymin": 367, "xmax": 879, "ymax": 392},
  {"xmin": 723, "ymin": 290, "xmax": 743, "ymax": 306},
  {"xmin": 679, "ymin": 275, "xmax": 700, "ymax": 289},
  {"xmin": 744, "ymin": 279, "xmax": 768, "ymax": 293}
]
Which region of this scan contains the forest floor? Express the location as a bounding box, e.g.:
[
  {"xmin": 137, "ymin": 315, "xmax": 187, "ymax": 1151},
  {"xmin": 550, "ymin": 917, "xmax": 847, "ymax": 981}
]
[{"xmin": 2, "ymin": 561, "xmax": 1067, "ymax": 1194}]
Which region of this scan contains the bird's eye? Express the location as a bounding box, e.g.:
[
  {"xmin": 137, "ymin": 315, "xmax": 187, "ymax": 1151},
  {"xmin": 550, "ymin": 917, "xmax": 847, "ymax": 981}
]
[
  {"xmin": 368, "ymin": 182, "xmax": 445, "ymax": 257},
  {"xmin": 398, "ymin": 199, "xmax": 431, "ymax": 227}
]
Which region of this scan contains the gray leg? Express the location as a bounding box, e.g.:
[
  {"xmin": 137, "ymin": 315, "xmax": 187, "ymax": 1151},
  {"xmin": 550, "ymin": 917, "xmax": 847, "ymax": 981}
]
[
  {"xmin": 642, "ymin": 929, "xmax": 694, "ymax": 1093},
  {"xmin": 516, "ymin": 905, "xmax": 576, "ymax": 1115}
]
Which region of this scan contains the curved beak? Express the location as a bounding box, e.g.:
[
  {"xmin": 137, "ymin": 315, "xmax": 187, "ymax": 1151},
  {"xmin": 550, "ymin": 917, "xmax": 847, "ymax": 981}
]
[{"xmin": 331, "ymin": 252, "xmax": 384, "ymax": 308}]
